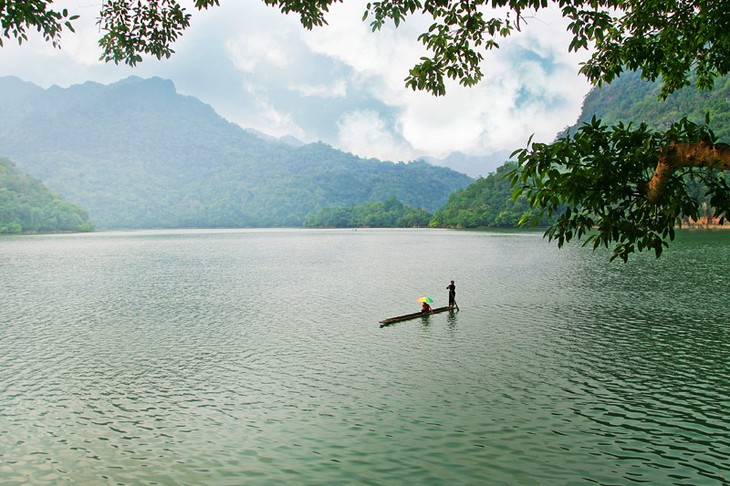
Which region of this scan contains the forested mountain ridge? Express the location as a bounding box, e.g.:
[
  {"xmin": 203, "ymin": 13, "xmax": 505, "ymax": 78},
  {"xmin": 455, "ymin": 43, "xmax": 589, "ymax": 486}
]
[
  {"xmin": 0, "ymin": 76, "xmax": 472, "ymax": 229},
  {"xmin": 0, "ymin": 157, "xmax": 93, "ymax": 233},
  {"xmin": 564, "ymin": 71, "xmax": 730, "ymax": 140}
]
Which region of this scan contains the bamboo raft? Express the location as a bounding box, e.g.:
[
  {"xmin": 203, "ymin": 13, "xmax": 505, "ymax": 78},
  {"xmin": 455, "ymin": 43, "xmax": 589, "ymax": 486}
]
[{"xmin": 379, "ymin": 306, "xmax": 456, "ymax": 326}]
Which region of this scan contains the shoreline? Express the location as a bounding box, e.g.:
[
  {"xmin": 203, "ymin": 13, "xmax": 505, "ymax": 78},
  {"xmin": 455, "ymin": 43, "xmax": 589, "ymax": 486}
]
[{"xmin": 681, "ymin": 223, "xmax": 729, "ymax": 229}]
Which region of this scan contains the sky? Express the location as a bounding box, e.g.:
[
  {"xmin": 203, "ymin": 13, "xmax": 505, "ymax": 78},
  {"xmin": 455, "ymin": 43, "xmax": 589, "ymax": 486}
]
[{"xmin": 0, "ymin": 0, "xmax": 594, "ymax": 177}]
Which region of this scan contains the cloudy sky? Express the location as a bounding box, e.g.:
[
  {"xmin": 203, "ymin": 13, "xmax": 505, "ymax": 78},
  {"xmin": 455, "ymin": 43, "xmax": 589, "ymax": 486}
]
[{"xmin": 0, "ymin": 0, "xmax": 594, "ymax": 176}]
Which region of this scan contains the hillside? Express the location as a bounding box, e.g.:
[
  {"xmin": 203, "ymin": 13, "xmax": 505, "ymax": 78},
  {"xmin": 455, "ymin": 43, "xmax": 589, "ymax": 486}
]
[
  {"xmin": 565, "ymin": 71, "xmax": 730, "ymax": 140},
  {"xmin": 0, "ymin": 157, "xmax": 93, "ymax": 233},
  {"xmin": 0, "ymin": 76, "xmax": 472, "ymax": 229},
  {"xmin": 429, "ymin": 163, "xmax": 546, "ymax": 228}
]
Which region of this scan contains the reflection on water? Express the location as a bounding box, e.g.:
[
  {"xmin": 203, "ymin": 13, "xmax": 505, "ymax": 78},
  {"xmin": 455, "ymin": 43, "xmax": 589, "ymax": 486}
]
[{"xmin": 0, "ymin": 228, "xmax": 728, "ymax": 484}]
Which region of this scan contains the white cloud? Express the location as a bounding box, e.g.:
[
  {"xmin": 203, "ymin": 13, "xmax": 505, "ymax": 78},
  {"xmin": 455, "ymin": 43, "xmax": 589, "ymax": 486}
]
[
  {"xmin": 301, "ymin": 2, "xmax": 433, "ymax": 98},
  {"xmin": 233, "ymin": 80, "xmax": 308, "ymax": 140},
  {"xmin": 226, "ymin": 35, "xmax": 290, "ymax": 73},
  {"xmin": 0, "ymin": 0, "xmax": 595, "ymax": 169},
  {"xmin": 290, "ymin": 79, "xmax": 348, "ymax": 98},
  {"xmin": 293, "ymin": 1, "xmax": 592, "ymax": 159},
  {"xmin": 337, "ymin": 110, "xmax": 413, "ymax": 162}
]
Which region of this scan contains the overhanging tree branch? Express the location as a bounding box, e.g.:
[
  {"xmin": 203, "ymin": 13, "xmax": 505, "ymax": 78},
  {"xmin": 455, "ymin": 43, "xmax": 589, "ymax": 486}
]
[
  {"xmin": 510, "ymin": 117, "xmax": 730, "ymax": 262},
  {"xmin": 644, "ymin": 141, "xmax": 730, "ymax": 203}
]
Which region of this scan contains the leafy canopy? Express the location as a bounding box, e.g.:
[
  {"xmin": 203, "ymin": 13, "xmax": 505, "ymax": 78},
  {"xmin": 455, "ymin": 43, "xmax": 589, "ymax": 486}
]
[
  {"xmin": 509, "ymin": 117, "xmax": 730, "ymax": 262},
  {"xmin": 2, "ymin": 0, "xmax": 729, "ymax": 98}
]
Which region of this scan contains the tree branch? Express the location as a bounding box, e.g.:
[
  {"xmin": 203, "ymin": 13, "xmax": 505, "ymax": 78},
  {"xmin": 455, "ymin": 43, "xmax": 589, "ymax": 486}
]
[{"xmin": 644, "ymin": 141, "xmax": 730, "ymax": 203}]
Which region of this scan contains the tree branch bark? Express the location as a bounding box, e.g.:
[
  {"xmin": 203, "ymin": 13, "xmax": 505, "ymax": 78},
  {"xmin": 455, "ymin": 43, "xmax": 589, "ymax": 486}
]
[{"xmin": 644, "ymin": 140, "xmax": 730, "ymax": 203}]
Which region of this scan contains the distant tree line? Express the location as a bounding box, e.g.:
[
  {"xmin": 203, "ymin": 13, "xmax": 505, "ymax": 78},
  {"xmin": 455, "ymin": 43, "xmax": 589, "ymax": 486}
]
[
  {"xmin": 0, "ymin": 158, "xmax": 93, "ymax": 234},
  {"xmin": 305, "ymin": 159, "xmax": 726, "ymax": 231},
  {"xmin": 304, "ymin": 196, "xmax": 432, "ymax": 228}
]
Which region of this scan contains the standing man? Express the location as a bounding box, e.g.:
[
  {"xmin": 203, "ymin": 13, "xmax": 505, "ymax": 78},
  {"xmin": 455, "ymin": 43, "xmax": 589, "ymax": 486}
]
[{"xmin": 447, "ymin": 280, "xmax": 456, "ymax": 308}]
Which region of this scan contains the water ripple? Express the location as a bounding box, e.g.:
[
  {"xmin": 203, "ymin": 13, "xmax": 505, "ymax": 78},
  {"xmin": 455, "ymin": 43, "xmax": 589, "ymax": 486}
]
[{"xmin": 1, "ymin": 229, "xmax": 728, "ymax": 484}]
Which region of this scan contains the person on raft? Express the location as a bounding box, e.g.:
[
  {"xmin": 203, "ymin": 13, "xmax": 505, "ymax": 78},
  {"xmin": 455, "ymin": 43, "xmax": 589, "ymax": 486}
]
[
  {"xmin": 421, "ymin": 301, "xmax": 432, "ymax": 313},
  {"xmin": 447, "ymin": 280, "xmax": 456, "ymax": 308}
]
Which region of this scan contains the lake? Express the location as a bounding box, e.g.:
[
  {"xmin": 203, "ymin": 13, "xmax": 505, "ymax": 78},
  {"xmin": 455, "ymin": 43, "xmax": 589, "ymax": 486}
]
[{"xmin": 1, "ymin": 228, "xmax": 728, "ymax": 484}]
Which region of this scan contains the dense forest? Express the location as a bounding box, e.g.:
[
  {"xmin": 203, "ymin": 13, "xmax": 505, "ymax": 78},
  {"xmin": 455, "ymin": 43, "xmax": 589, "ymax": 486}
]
[
  {"xmin": 430, "ymin": 72, "xmax": 730, "ymax": 229},
  {"xmin": 304, "ymin": 196, "xmax": 432, "ymax": 228},
  {"xmin": 0, "ymin": 157, "xmax": 93, "ymax": 233},
  {"xmin": 0, "ymin": 76, "xmax": 472, "ymax": 229},
  {"xmin": 428, "ymin": 163, "xmax": 548, "ymax": 228}
]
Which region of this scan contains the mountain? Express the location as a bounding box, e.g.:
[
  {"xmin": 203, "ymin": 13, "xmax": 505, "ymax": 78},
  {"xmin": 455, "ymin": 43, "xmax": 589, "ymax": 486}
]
[
  {"xmin": 564, "ymin": 71, "xmax": 730, "ymax": 140},
  {"xmin": 429, "ymin": 162, "xmax": 546, "ymax": 228},
  {"xmin": 0, "ymin": 76, "xmax": 472, "ymax": 229},
  {"xmin": 244, "ymin": 128, "xmax": 305, "ymax": 148},
  {"xmin": 0, "ymin": 157, "xmax": 93, "ymax": 233}
]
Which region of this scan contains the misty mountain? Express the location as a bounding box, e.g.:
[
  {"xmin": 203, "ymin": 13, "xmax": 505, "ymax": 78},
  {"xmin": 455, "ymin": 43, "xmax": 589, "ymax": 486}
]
[
  {"xmin": 244, "ymin": 128, "xmax": 306, "ymax": 148},
  {"xmin": 0, "ymin": 76, "xmax": 472, "ymax": 229}
]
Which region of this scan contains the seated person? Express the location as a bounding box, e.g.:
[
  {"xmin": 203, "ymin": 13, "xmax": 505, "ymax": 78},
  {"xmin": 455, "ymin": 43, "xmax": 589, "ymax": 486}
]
[{"xmin": 421, "ymin": 302, "xmax": 432, "ymax": 313}]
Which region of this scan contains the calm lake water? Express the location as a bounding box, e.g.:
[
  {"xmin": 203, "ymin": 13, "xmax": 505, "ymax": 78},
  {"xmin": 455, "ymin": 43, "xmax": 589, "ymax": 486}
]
[{"xmin": 1, "ymin": 228, "xmax": 728, "ymax": 485}]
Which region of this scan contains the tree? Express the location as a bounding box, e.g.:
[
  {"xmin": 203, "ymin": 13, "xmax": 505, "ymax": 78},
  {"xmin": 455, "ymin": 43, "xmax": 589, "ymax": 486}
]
[
  {"xmin": 3, "ymin": 0, "xmax": 729, "ymax": 258},
  {"xmin": 304, "ymin": 196, "xmax": 432, "ymax": 227},
  {"xmin": 5, "ymin": 0, "xmax": 729, "ymax": 95},
  {"xmin": 509, "ymin": 117, "xmax": 730, "ymax": 261}
]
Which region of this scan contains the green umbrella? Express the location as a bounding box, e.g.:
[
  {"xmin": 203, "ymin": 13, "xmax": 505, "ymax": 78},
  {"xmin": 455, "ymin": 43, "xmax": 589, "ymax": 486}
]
[{"xmin": 417, "ymin": 296, "xmax": 433, "ymax": 304}]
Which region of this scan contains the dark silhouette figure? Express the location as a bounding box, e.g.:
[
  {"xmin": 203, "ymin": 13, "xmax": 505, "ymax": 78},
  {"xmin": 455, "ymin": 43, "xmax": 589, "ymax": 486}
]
[{"xmin": 447, "ymin": 280, "xmax": 456, "ymax": 308}]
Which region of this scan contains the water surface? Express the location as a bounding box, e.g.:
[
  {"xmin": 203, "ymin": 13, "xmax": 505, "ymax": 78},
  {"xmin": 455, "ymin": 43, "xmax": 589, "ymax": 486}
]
[{"xmin": 1, "ymin": 229, "xmax": 728, "ymax": 484}]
